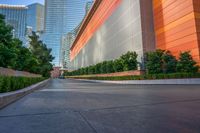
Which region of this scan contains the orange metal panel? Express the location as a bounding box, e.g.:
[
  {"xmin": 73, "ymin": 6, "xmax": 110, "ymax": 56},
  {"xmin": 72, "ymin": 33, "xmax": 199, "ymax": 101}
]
[{"xmin": 153, "ymin": 0, "xmax": 200, "ymax": 64}]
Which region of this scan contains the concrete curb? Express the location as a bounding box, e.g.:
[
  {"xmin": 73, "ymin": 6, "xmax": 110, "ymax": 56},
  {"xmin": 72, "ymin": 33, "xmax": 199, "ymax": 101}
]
[
  {"xmin": 74, "ymin": 78, "xmax": 200, "ymax": 85},
  {"xmin": 0, "ymin": 79, "xmax": 50, "ymax": 109}
]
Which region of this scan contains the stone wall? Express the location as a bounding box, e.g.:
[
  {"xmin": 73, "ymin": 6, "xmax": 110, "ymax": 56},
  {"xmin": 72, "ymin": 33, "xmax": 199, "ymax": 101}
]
[{"xmin": 0, "ymin": 67, "xmax": 41, "ymax": 77}]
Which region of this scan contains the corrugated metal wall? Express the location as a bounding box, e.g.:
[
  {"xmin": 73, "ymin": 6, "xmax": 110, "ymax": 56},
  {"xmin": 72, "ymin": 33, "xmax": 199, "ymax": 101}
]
[
  {"xmin": 70, "ymin": 0, "xmax": 155, "ymax": 70},
  {"xmin": 153, "ymin": 0, "xmax": 200, "ymax": 64}
]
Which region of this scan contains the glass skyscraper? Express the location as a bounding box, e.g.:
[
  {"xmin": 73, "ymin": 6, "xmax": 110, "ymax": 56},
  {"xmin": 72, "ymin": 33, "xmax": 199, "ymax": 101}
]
[
  {"xmin": 27, "ymin": 3, "xmax": 44, "ymax": 32},
  {"xmin": 43, "ymin": 0, "xmax": 89, "ymax": 66},
  {"xmin": 0, "ymin": 4, "xmax": 27, "ymax": 43}
]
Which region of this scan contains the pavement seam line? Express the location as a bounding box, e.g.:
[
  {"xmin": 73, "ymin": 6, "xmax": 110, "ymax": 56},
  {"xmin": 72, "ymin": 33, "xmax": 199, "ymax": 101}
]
[
  {"xmin": 78, "ymin": 111, "xmax": 98, "ymax": 133},
  {"xmin": 0, "ymin": 111, "xmax": 64, "ymax": 118},
  {"xmin": 85, "ymin": 98, "xmax": 200, "ymax": 112}
]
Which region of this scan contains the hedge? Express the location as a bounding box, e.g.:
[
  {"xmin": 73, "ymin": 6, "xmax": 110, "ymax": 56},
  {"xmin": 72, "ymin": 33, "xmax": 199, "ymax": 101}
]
[
  {"xmin": 0, "ymin": 76, "xmax": 46, "ymax": 93},
  {"xmin": 66, "ymin": 73, "xmax": 200, "ymax": 81},
  {"xmin": 64, "ymin": 51, "xmax": 138, "ymax": 76}
]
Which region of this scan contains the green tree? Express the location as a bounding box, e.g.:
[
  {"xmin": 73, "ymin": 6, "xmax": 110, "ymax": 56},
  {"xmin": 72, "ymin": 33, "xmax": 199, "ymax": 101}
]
[
  {"xmin": 177, "ymin": 51, "xmax": 199, "ymax": 73},
  {"xmin": 162, "ymin": 51, "xmax": 177, "ymax": 73},
  {"xmin": 29, "ymin": 32, "xmax": 54, "ymax": 77},
  {"xmin": 101, "ymin": 61, "xmax": 107, "ymax": 73},
  {"xmin": 120, "ymin": 51, "xmax": 138, "ymax": 71},
  {"xmin": 113, "ymin": 59, "xmax": 123, "ymax": 72},
  {"xmin": 146, "ymin": 49, "xmax": 164, "ymax": 74},
  {"xmin": 0, "ymin": 14, "xmax": 16, "ymax": 67},
  {"xmin": 106, "ymin": 60, "xmax": 114, "ymax": 73}
]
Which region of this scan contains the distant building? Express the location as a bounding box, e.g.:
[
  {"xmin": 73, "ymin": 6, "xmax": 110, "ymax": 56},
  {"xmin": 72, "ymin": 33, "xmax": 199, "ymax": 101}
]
[
  {"xmin": 43, "ymin": 0, "xmax": 89, "ymax": 66},
  {"xmin": 51, "ymin": 67, "xmax": 61, "ymax": 78},
  {"xmin": 0, "ymin": 4, "xmax": 27, "ymax": 43},
  {"xmin": 27, "ymin": 3, "xmax": 44, "ymax": 32},
  {"xmin": 60, "ymin": 32, "xmax": 76, "ymax": 69},
  {"xmin": 59, "ymin": 1, "xmax": 94, "ymax": 69}
]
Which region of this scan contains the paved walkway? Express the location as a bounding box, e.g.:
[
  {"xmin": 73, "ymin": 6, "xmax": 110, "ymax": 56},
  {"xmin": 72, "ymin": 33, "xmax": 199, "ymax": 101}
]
[{"xmin": 0, "ymin": 79, "xmax": 200, "ymax": 133}]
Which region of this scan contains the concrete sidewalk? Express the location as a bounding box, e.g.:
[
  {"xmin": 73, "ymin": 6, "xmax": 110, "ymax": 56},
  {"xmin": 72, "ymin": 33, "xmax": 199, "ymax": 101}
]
[{"xmin": 74, "ymin": 78, "xmax": 200, "ymax": 85}]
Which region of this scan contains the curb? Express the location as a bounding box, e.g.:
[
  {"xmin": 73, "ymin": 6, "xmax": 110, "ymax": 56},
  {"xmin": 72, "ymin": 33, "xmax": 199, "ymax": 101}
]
[
  {"xmin": 73, "ymin": 78, "xmax": 200, "ymax": 85},
  {"xmin": 0, "ymin": 79, "xmax": 50, "ymax": 109}
]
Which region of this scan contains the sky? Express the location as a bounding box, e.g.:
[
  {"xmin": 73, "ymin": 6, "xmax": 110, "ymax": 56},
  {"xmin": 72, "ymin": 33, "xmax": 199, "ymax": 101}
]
[{"xmin": 0, "ymin": 0, "xmax": 44, "ymax": 5}]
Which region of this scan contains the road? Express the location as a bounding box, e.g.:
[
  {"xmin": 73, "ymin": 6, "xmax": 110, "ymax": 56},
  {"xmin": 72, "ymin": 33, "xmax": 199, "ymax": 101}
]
[{"xmin": 0, "ymin": 79, "xmax": 200, "ymax": 133}]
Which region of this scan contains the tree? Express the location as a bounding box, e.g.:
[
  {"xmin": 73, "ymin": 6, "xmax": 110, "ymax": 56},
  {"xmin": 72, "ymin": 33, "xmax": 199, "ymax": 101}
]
[
  {"xmin": 0, "ymin": 14, "xmax": 16, "ymax": 67},
  {"xmin": 120, "ymin": 51, "xmax": 138, "ymax": 71},
  {"xmin": 29, "ymin": 32, "xmax": 54, "ymax": 77},
  {"xmin": 106, "ymin": 60, "xmax": 115, "ymax": 73},
  {"xmin": 146, "ymin": 49, "xmax": 164, "ymax": 74},
  {"xmin": 162, "ymin": 51, "xmax": 177, "ymax": 73},
  {"xmin": 113, "ymin": 59, "xmax": 123, "ymax": 72},
  {"xmin": 177, "ymin": 51, "xmax": 199, "ymax": 73}
]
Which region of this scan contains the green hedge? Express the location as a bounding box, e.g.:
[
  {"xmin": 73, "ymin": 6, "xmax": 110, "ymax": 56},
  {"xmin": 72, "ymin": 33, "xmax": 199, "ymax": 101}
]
[
  {"xmin": 64, "ymin": 51, "xmax": 138, "ymax": 76},
  {"xmin": 0, "ymin": 76, "xmax": 46, "ymax": 93},
  {"xmin": 66, "ymin": 73, "xmax": 200, "ymax": 81}
]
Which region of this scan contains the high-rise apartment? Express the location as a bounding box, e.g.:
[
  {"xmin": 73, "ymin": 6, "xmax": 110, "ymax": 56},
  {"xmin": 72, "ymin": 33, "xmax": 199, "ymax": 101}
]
[
  {"xmin": 0, "ymin": 4, "xmax": 27, "ymax": 43},
  {"xmin": 27, "ymin": 3, "xmax": 44, "ymax": 32},
  {"xmin": 43, "ymin": 0, "xmax": 88, "ymax": 66}
]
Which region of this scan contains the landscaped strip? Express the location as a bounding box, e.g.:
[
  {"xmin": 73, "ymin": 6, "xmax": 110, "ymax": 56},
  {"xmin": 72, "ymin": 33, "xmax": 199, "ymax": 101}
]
[
  {"xmin": 66, "ymin": 73, "xmax": 200, "ymax": 81},
  {"xmin": 0, "ymin": 76, "xmax": 46, "ymax": 93}
]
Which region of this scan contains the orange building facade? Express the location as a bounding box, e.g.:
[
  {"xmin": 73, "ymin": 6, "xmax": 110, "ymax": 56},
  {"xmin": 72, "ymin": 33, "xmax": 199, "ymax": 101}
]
[
  {"xmin": 153, "ymin": 0, "xmax": 200, "ymax": 64},
  {"xmin": 70, "ymin": 0, "xmax": 200, "ymax": 70}
]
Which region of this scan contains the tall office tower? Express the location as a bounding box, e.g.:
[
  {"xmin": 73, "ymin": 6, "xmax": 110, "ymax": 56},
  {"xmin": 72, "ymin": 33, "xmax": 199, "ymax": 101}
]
[
  {"xmin": 27, "ymin": 3, "xmax": 44, "ymax": 32},
  {"xmin": 0, "ymin": 4, "xmax": 27, "ymax": 43},
  {"xmin": 43, "ymin": 0, "xmax": 88, "ymax": 66},
  {"xmin": 60, "ymin": 32, "xmax": 75, "ymax": 69}
]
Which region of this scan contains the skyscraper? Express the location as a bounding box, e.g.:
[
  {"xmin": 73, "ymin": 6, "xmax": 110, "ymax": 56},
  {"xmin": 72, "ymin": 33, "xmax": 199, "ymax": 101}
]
[
  {"xmin": 59, "ymin": 1, "xmax": 94, "ymax": 69},
  {"xmin": 27, "ymin": 3, "xmax": 44, "ymax": 32},
  {"xmin": 43, "ymin": 0, "xmax": 88, "ymax": 66},
  {"xmin": 0, "ymin": 4, "xmax": 27, "ymax": 43}
]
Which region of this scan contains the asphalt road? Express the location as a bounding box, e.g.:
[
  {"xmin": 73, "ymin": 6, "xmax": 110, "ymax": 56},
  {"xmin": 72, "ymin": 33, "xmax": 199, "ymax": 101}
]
[{"xmin": 0, "ymin": 79, "xmax": 200, "ymax": 133}]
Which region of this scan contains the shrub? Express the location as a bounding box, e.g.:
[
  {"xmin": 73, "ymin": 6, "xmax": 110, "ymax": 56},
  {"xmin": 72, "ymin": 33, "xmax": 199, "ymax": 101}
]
[
  {"xmin": 0, "ymin": 76, "xmax": 46, "ymax": 93},
  {"xmin": 106, "ymin": 60, "xmax": 115, "ymax": 73},
  {"xmin": 88, "ymin": 65, "xmax": 95, "ymax": 74},
  {"xmin": 177, "ymin": 51, "xmax": 199, "ymax": 73},
  {"xmin": 66, "ymin": 73, "xmax": 200, "ymax": 81},
  {"xmin": 162, "ymin": 51, "xmax": 177, "ymax": 73},
  {"xmin": 101, "ymin": 61, "xmax": 108, "ymax": 73},
  {"xmin": 146, "ymin": 49, "xmax": 164, "ymax": 74},
  {"xmin": 120, "ymin": 51, "xmax": 138, "ymax": 71},
  {"xmin": 113, "ymin": 59, "xmax": 123, "ymax": 72},
  {"xmin": 95, "ymin": 63, "xmax": 102, "ymax": 74}
]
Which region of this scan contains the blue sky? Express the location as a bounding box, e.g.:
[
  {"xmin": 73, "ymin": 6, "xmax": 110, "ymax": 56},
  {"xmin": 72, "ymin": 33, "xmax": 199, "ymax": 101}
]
[{"xmin": 0, "ymin": 0, "xmax": 44, "ymax": 5}]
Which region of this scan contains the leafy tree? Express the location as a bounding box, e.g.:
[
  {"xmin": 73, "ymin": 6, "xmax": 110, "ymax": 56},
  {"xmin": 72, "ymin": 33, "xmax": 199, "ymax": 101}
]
[
  {"xmin": 0, "ymin": 14, "xmax": 54, "ymax": 77},
  {"xmin": 101, "ymin": 61, "xmax": 107, "ymax": 73},
  {"xmin": 95, "ymin": 63, "xmax": 102, "ymax": 74},
  {"xmin": 120, "ymin": 51, "xmax": 138, "ymax": 71},
  {"xmin": 113, "ymin": 59, "xmax": 123, "ymax": 72},
  {"xmin": 29, "ymin": 32, "xmax": 54, "ymax": 77},
  {"xmin": 0, "ymin": 14, "xmax": 16, "ymax": 67},
  {"xmin": 106, "ymin": 60, "xmax": 115, "ymax": 73},
  {"xmin": 177, "ymin": 51, "xmax": 199, "ymax": 73},
  {"xmin": 88, "ymin": 65, "xmax": 95, "ymax": 74},
  {"xmin": 146, "ymin": 49, "xmax": 164, "ymax": 74},
  {"xmin": 162, "ymin": 51, "xmax": 177, "ymax": 73}
]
